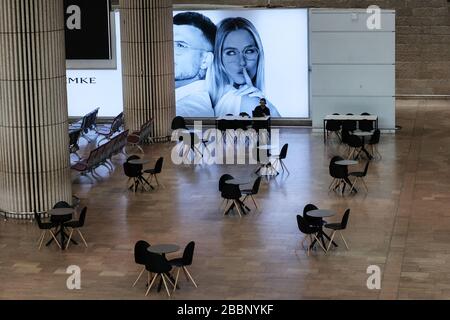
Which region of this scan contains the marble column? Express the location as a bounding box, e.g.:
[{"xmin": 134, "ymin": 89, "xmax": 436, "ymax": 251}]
[
  {"xmin": 120, "ymin": 0, "xmax": 176, "ymax": 139},
  {"xmin": 0, "ymin": 0, "xmax": 72, "ymax": 218}
]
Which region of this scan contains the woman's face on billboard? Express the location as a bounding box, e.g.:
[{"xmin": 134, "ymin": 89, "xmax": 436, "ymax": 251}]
[{"xmin": 222, "ymin": 29, "xmax": 259, "ymax": 86}]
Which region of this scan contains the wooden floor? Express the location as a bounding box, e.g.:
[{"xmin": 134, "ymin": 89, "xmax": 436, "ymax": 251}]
[{"xmin": 1, "ymin": 99, "xmax": 450, "ymax": 299}]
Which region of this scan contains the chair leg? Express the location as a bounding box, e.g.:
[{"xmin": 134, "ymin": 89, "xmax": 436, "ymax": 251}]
[
  {"xmin": 132, "ymin": 267, "xmax": 145, "ymax": 287},
  {"xmin": 77, "ymin": 229, "xmax": 88, "ymax": 247},
  {"xmin": 37, "ymin": 231, "xmax": 45, "ymax": 246},
  {"xmin": 340, "ymin": 231, "xmax": 350, "ymax": 250},
  {"xmin": 329, "ymin": 178, "xmax": 337, "ymax": 190},
  {"xmin": 280, "ymin": 160, "xmax": 290, "ymax": 174},
  {"xmin": 326, "ymin": 231, "xmax": 337, "ymax": 252},
  {"xmin": 313, "ymin": 234, "xmax": 327, "ymax": 252},
  {"xmin": 164, "ymin": 273, "xmax": 175, "ymax": 287},
  {"xmin": 145, "ymin": 274, "xmax": 158, "ymax": 296},
  {"xmin": 49, "ymin": 230, "xmax": 61, "ymax": 249},
  {"xmin": 65, "ymin": 229, "xmax": 74, "ymax": 250},
  {"xmin": 161, "ymin": 274, "xmax": 171, "ymax": 297},
  {"xmin": 183, "ymin": 266, "xmax": 198, "ymax": 288},
  {"xmin": 173, "ymin": 268, "xmax": 180, "ymax": 293},
  {"xmin": 250, "ymin": 195, "xmax": 259, "ymax": 210},
  {"xmin": 233, "ymin": 200, "xmax": 243, "ymax": 217},
  {"xmin": 307, "ymin": 235, "xmax": 312, "ymax": 256},
  {"xmin": 362, "ymin": 178, "xmax": 369, "ymax": 192},
  {"xmin": 38, "ymin": 231, "xmax": 46, "ymax": 250},
  {"xmin": 223, "ymin": 201, "xmax": 232, "ymax": 216},
  {"xmin": 350, "ymin": 178, "xmax": 359, "ymax": 194}
]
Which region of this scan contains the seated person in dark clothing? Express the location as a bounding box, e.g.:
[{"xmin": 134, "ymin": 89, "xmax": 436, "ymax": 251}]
[{"xmin": 253, "ymin": 98, "xmax": 271, "ymax": 117}]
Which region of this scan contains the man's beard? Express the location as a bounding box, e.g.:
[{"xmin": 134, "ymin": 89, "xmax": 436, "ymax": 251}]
[{"xmin": 175, "ymin": 66, "xmax": 205, "ymax": 82}]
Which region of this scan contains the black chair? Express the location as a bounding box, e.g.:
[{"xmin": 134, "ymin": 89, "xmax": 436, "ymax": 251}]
[
  {"xmin": 171, "ymin": 116, "xmax": 188, "ymax": 131},
  {"xmin": 342, "ymin": 113, "xmax": 357, "ymax": 132},
  {"xmin": 144, "ymin": 157, "xmax": 164, "ymax": 188},
  {"xmin": 241, "ymin": 177, "xmax": 262, "ymax": 210},
  {"xmin": 145, "ymin": 252, "xmax": 174, "ymax": 297},
  {"xmin": 296, "ymin": 215, "xmax": 326, "ymax": 256},
  {"xmin": 64, "ymin": 207, "xmax": 88, "ymax": 249},
  {"xmin": 329, "ymin": 156, "xmax": 352, "ymax": 195},
  {"xmin": 368, "ymin": 129, "xmax": 381, "ymax": 159},
  {"xmin": 271, "ymin": 143, "xmax": 289, "ymax": 174},
  {"xmin": 303, "ymin": 203, "xmax": 325, "ymax": 227},
  {"xmin": 221, "ymin": 183, "xmax": 244, "ymax": 217},
  {"xmin": 326, "ymin": 113, "xmax": 341, "ymax": 141},
  {"xmin": 69, "ymin": 129, "xmax": 82, "ymax": 160},
  {"xmin": 123, "ymin": 156, "xmax": 146, "ymax": 192},
  {"xmin": 132, "ymin": 240, "xmax": 151, "ymax": 287},
  {"xmin": 53, "ymin": 201, "xmax": 72, "ymax": 209},
  {"xmin": 324, "ymin": 209, "xmax": 350, "ymax": 251},
  {"xmin": 341, "ymin": 128, "xmax": 351, "ymax": 145},
  {"xmin": 35, "ymin": 212, "xmax": 60, "ymax": 250},
  {"xmin": 219, "ymin": 174, "xmax": 234, "ymax": 208},
  {"xmin": 168, "ymin": 241, "xmax": 198, "ymax": 292},
  {"xmin": 346, "ymin": 135, "xmax": 364, "ymax": 160},
  {"xmin": 349, "ymin": 161, "xmax": 370, "ymax": 193},
  {"xmin": 359, "ymin": 112, "xmax": 374, "ymax": 132}
]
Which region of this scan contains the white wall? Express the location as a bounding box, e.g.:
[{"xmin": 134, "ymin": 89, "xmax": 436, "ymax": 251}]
[{"xmin": 310, "ymin": 9, "xmax": 396, "ymax": 130}]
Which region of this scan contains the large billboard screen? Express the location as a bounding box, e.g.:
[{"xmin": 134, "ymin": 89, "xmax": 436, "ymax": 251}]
[
  {"xmin": 174, "ymin": 9, "xmax": 309, "ymax": 118},
  {"xmin": 64, "ymin": 0, "xmax": 111, "ymax": 60}
]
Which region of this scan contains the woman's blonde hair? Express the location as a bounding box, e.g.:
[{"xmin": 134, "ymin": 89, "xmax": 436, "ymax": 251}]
[{"xmin": 209, "ymin": 17, "xmax": 265, "ymax": 106}]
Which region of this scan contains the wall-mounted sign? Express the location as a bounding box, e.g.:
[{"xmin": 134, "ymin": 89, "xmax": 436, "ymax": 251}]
[{"xmin": 64, "ymin": 0, "xmax": 111, "ymax": 60}]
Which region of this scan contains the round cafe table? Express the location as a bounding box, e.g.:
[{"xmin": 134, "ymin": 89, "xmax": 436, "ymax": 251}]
[
  {"xmin": 225, "ymin": 177, "xmax": 253, "ymax": 185},
  {"xmin": 147, "ymin": 244, "xmax": 180, "ymax": 255},
  {"xmin": 353, "ymin": 131, "xmax": 373, "ymax": 137},
  {"xmin": 335, "ymin": 160, "xmax": 358, "ymax": 166},
  {"xmin": 46, "ymin": 208, "xmax": 75, "ymax": 249},
  {"xmin": 257, "ymin": 145, "xmax": 277, "ymax": 150},
  {"xmin": 128, "ymin": 159, "xmax": 150, "ymax": 165},
  {"xmin": 307, "ymin": 209, "xmax": 338, "ymax": 250},
  {"xmin": 307, "ymin": 209, "xmax": 336, "ymax": 218}
]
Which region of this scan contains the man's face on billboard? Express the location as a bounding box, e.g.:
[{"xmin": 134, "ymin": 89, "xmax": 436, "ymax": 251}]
[{"xmin": 174, "ymin": 25, "xmax": 211, "ymax": 87}]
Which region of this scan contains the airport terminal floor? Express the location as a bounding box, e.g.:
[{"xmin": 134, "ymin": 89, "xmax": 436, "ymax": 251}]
[{"xmin": 1, "ymin": 99, "xmax": 449, "ymax": 300}]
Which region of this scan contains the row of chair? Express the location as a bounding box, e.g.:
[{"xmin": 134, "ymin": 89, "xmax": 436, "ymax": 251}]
[
  {"xmin": 326, "ymin": 112, "xmax": 375, "ymax": 140},
  {"xmin": 96, "ymin": 112, "xmax": 124, "ymax": 146},
  {"xmin": 127, "ymin": 119, "xmax": 154, "ymax": 153},
  {"xmin": 71, "ymin": 130, "xmax": 129, "ymax": 180},
  {"xmin": 133, "ymin": 241, "xmax": 197, "ymax": 297},
  {"xmin": 69, "ymin": 108, "xmax": 100, "ymax": 142}
]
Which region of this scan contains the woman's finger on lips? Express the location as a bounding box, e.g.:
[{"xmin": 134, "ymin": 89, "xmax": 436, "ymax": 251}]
[{"xmin": 242, "ymin": 68, "xmax": 253, "ymax": 86}]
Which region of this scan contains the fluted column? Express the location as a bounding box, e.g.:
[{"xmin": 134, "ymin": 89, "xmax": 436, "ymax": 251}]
[
  {"xmin": 120, "ymin": 0, "xmax": 176, "ymax": 138},
  {"xmin": 0, "ymin": 0, "xmax": 72, "ymax": 218}
]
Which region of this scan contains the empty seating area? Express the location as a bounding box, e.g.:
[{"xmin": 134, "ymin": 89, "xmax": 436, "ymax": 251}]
[{"xmin": 3, "ymin": 100, "xmax": 450, "ymax": 301}]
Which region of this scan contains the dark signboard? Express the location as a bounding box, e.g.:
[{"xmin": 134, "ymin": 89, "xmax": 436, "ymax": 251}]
[{"xmin": 64, "ymin": 0, "xmax": 111, "ymax": 60}]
